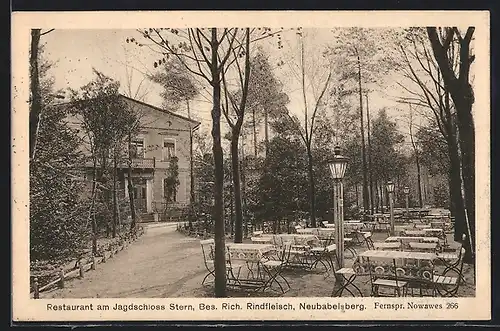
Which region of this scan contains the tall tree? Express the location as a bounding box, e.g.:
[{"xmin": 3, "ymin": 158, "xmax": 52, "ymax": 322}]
[
  {"xmin": 426, "ymin": 27, "xmax": 475, "ymax": 262},
  {"xmin": 220, "ymin": 28, "xmax": 251, "ymax": 243},
  {"xmin": 30, "ymin": 42, "xmax": 89, "ymax": 261},
  {"xmin": 244, "ymin": 48, "xmax": 290, "ymax": 157},
  {"xmin": 396, "ymin": 27, "xmax": 469, "ymax": 252},
  {"xmin": 370, "ymin": 108, "xmax": 405, "ymax": 202},
  {"xmin": 132, "ymin": 27, "xmax": 280, "ymax": 296},
  {"xmin": 69, "ymin": 70, "xmax": 137, "ymax": 249},
  {"xmin": 365, "ymin": 94, "xmax": 375, "ymax": 214},
  {"xmin": 29, "ymin": 28, "xmax": 55, "ymax": 161},
  {"xmin": 327, "ymin": 27, "xmax": 400, "ymax": 217},
  {"xmin": 279, "ymin": 31, "xmax": 333, "ymax": 227},
  {"xmin": 408, "ymin": 107, "xmax": 423, "ymax": 208}
]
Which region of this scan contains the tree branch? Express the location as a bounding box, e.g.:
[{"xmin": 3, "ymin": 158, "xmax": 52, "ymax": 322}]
[
  {"xmin": 308, "ymin": 70, "xmax": 332, "ymax": 144},
  {"xmin": 40, "ymin": 28, "xmax": 55, "ymax": 36}
]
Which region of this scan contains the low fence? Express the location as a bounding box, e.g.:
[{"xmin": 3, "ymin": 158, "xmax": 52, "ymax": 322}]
[{"xmin": 30, "ymin": 226, "xmax": 145, "ymax": 299}]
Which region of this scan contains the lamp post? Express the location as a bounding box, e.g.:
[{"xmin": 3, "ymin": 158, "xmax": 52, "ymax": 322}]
[
  {"xmin": 328, "ymin": 146, "xmax": 348, "ymax": 269},
  {"xmin": 403, "ymin": 186, "xmax": 410, "ymax": 219},
  {"xmin": 386, "ymin": 180, "xmax": 395, "ymax": 236}
]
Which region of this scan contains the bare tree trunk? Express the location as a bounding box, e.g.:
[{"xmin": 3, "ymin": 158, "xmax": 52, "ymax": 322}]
[
  {"xmin": 355, "ymin": 184, "xmax": 359, "ymax": 209},
  {"xmin": 306, "ymin": 146, "xmax": 316, "ymax": 228},
  {"xmin": 409, "ymin": 110, "xmax": 423, "ymax": 208},
  {"xmin": 427, "ymin": 27, "xmax": 475, "ymax": 263},
  {"xmin": 186, "ymin": 99, "xmax": 194, "ymax": 230},
  {"xmin": 264, "ymin": 106, "xmax": 269, "ymax": 156},
  {"xmin": 252, "ymin": 107, "xmax": 258, "ymax": 157},
  {"xmin": 90, "ymin": 157, "xmax": 98, "ymax": 255},
  {"xmin": 29, "ymin": 29, "xmax": 42, "ymax": 160},
  {"xmin": 456, "ymin": 105, "xmax": 475, "ymax": 263},
  {"xmin": 231, "ymin": 134, "xmax": 243, "ymax": 243},
  {"xmin": 366, "ymin": 94, "xmax": 374, "ymax": 214},
  {"xmin": 127, "ymin": 134, "xmax": 137, "ymax": 234},
  {"xmin": 415, "ymin": 156, "xmax": 423, "ymax": 208},
  {"xmin": 448, "ymin": 134, "xmax": 467, "ymax": 242},
  {"xmin": 112, "ymin": 149, "xmax": 117, "ymax": 238},
  {"xmin": 100, "ymin": 154, "xmax": 111, "ymax": 238},
  {"xmin": 210, "ymin": 28, "xmax": 226, "ymax": 298},
  {"xmin": 380, "ymin": 183, "xmax": 385, "ymax": 214},
  {"xmin": 356, "ymin": 51, "xmax": 369, "ymax": 217}
]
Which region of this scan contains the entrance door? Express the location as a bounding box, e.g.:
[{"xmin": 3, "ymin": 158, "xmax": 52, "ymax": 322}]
[{"xmin": 133, "ymin": 179, "xmax": 147, "ymax": 212}]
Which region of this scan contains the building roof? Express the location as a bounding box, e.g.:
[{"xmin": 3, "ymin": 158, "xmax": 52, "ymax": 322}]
[
  {"xmin": 119, "ymin": 94, "xmax": 201, "ymax": 129},
  {"xmin": 53, "ymin": 93, "xmax": 201, "ymax": 130}
]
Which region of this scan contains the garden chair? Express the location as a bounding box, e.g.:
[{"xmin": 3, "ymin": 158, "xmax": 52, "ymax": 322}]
[
  {"xmin": 200, "ymin": 239, "xmax": 243, "ymax": 286},
  {"xmin": 361, "ymin": 231, "xmax": 375, "ymax": 250},
  {"xmin": 433, "ymin": 235, "xmax": 467, "ymax": 297},
  {"xmin": 282, "ymin": 240, "xmax": 308, "ymax": 269},
  {"xmin": 200, "ymin": 239, "xmax": 215, "ymax": 286},
  {"xmin": 367, "ymin": 257, "xmax": 408, "ymax": 297},
  {"xmin": 259, "ymin": 244, "xmax": 291, "ymax": 294},
  {"xmin": 332, "ymin": 259, "xmax": 364, "ymax": 297}
]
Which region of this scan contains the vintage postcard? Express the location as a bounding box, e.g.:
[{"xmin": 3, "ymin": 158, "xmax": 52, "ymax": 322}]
[{"xmin": 12, "ymin": 10, "xmax": 490, "ymax": 322}]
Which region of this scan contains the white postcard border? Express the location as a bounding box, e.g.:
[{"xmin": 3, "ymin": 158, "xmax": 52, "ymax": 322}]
[{"xmin": 11, "ymin": 10, "xmax": 491, "ymax": 322}]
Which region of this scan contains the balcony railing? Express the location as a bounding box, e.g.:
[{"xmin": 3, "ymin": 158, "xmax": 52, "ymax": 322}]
[
  {"xmin": 129, "ymin": 157, "xmax": 155, "ymax": 169},
  {"xmin": 84, "ymin": 157, "xmax": 155, "ymax": 169}
]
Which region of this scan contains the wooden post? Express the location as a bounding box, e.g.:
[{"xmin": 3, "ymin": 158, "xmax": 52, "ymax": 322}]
[
  {"xmin": 59, "ymin": 268, "xmax": 65, "ymax": 288},
  {"xmin": 79, "ymin": 260, "xmax": 84, "ymax": 278},
  {"xmin": 91, "ymin": 256, "xmax": 96, "ymax": 270},
  {"xmin": 102, "ymin": 251, "xmax": 107, "ymax": 263},
  {"xmin": 33, "ymin": 277, "xmax": 39, "ymax": 299}
]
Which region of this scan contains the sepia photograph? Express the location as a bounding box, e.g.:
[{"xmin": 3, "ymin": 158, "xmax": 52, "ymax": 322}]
[{"xmin": 12, "ymin": 11, "xmax": 490, "ymax": 321}]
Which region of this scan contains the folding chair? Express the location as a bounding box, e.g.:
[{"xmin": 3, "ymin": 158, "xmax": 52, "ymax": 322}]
[
  {"xmin": 361, "ymin": 231, "xmax": 375, "ymax": 250},
  {"xmin": 282, "ymin": 240, "xmax": 308, "ymax": 268},
  {"xmin": 200, "ymin": 239, "xmax": 215, "ymax": 286},
  {"xmin": 433, "ymin": 243, "xmax": 466, "ymax": 297},
  {"xmin": 368, "ymin": 258, "xmax": 408, "ymax": 297},
  {"xmin": 259, "ymin": 245, "xmax": 291, "ymax": 294}
]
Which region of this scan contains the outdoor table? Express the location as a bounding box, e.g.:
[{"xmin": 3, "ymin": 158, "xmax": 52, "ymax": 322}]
[
  {"xmin": 277, "ymin": 234, "xmax": 318, "ymax": 246},
  {"xmin": 226, "ymin": 243, "xmax": 289, "ymax": 294},
  {"xmin": 395, "ymin": 224, "xmax": 416, "ymax": 232},
  {"xmin": 430, "ymin": 221, "xmax": 448, "ymax": 229},
  {"xmin": 333, "ymin": 249, "xmax": 438, "ymax": 297},
  {"xmin": 424, "ymin": 228, "xmax": 446, "ymax": 238},
  {"xmin": 250, "ymin": 236, "xmax": 274, "ymax": 244},
  {"xmin": 358, "ymin": 249, "xmax": 437, "ymax": 268},
  {"xmin": 373, "ymin": 242, "xmax": 402, "ymax": 251},
  {"xmin": 385, "ymin": 236, "xmax": 440, "ymax": 244},
  {"xmin": 317, "ymin": 228, "xmax": 336, "ymax": 240},
  {"xmin": 345, "ymin": 223, "xmax": 364, "ymax": 232},
  {"xmin": 226, "ymin": 243, "xmax": 275, "ymax": 255},
  {"xmin": 415, "ymin": 224, "xmax": 432, "ymax": 229},
  {"xmin": 408, "ymin": 242, "xmax": 438, "ymax": 252},
  {"xmin": 324, "ymin": 223, "xmax": 336, "ymax": 228},
  {"xmin": 402, "ymin": 230, "xmax": 427, "ymax": 237},
  {"xmin": 296, "ymin": 228, "xmax": 315, "ymax": 234}
]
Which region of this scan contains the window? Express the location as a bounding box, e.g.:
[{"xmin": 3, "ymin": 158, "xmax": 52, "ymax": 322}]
[
  {"xmin": 130, "ymin": 138, "xmax": 145, "ymax": 158},
  {"xmin": 163, "ymin": 178, "xmax": 177, "ymax": 202},
  {"xmin": 163, "ymin": 139, "xmax": 175, "ymax": 161}
]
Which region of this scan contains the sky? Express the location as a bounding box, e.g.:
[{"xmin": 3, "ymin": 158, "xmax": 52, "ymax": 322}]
[{"xmin": 40, "ymin": 28, "xmax": 476, "ymax": 153}]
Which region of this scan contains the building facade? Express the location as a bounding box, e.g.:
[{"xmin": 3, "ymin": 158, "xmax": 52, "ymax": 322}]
[{"xmin": 65, "ymin": 94, "xmax": 200, "ymax": 218}]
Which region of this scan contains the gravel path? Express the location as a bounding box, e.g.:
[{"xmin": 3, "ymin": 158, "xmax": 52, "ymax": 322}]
[
  {"xmin": 42, "ymin": 224, "xmax": 210, "ymax": 298},
  {"xmin": 41, "ymin": 224, "xmax": 475, "ymax": 298}
]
